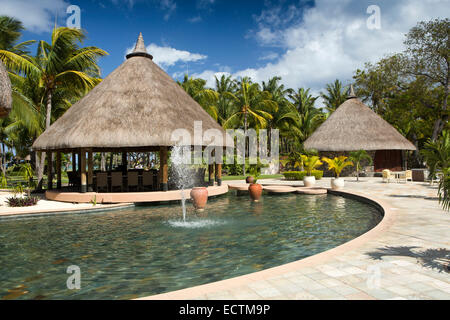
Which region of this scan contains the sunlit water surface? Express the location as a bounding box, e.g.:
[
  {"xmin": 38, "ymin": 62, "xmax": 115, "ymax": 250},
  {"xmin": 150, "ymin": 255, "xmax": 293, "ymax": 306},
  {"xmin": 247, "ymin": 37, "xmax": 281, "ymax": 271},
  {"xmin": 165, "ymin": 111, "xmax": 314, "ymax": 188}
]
[{"xmin": 0, "ymin": 193, "xmax": 382, "ymax": 299}]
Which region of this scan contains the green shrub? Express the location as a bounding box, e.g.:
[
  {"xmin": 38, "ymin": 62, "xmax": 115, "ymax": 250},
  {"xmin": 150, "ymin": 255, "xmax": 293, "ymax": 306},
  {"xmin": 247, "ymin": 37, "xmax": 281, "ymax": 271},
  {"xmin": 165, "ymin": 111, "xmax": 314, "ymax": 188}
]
[
  {"xmin": 283, "ymin": 170, "xmax": 323, "ymax": 180},
  {"xmin": 6, "ymin": 196, "xmax": 39, "ymax": 207}
]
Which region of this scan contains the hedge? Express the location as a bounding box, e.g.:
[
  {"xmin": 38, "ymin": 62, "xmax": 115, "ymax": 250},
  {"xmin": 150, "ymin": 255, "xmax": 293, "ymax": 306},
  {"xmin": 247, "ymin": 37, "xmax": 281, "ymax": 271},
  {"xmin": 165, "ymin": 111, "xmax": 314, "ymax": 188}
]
[{"xmin": 283, "ymin": 170, "xmax": 323, "ymax": 180}]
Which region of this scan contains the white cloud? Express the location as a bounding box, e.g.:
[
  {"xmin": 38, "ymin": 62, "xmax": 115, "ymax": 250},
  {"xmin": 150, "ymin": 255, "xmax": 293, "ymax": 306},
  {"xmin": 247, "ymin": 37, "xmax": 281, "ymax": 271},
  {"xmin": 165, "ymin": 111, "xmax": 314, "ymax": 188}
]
[
  {"xmin": 126, "ymin": 43, "xmax": 207, "ymax": 68},
  {"xmin": 191, "ymin": 70, "xmax": 232, "ymax": 88},
  {"xmin": 188, "ymin": 16, "xmax": 202, "ymax": 23},
  {"xmin": 198, "ymin": 0, "xmax": 450, "ymax": 93},
  {"xmin": 0, "ymin": 0, "xmax": 69, "ymax": 33},
  {"xmin": 160, "ymin": 0, "xmax": 176, "ymax": 21}
]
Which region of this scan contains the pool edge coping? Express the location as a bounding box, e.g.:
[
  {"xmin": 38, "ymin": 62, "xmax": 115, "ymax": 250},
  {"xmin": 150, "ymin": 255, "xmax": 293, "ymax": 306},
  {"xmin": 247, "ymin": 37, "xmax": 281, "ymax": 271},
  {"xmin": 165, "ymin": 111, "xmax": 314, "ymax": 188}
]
[{"xmin": 137, "ymin": 188, "xmax": 395, "ymax": 300}]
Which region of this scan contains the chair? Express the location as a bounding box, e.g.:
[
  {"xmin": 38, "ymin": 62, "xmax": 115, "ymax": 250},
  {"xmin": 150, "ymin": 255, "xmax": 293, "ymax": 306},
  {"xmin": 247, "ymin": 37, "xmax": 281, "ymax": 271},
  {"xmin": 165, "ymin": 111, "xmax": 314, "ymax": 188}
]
[
  {"xmin": 398, "ymin": 170, "xmax": 412, "ymax": 183},
  {"xmin": 127, "ymin": 171, "xmax": 139, "ymax": 192},
  {"xmin": 110, "ymin": 172, "xmax": 123, "ymax": 192},
  {"xmin": 96, "ymin": 173, "xmax": 108, "ymax": 192},
  {"xmin": 382, "ymin": 169, "xmax": 394, "ymax": 183},
  {"xmin": 141, "ymin": 171, "xmax": 153, "ymax": 191}
]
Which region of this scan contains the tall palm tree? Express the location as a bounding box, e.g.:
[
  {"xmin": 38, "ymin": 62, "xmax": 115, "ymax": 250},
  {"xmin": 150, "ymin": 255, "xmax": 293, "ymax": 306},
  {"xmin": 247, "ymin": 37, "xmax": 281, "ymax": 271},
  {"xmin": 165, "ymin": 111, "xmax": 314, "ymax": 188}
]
[
  {"xmin": 223, "ymin": 77, "xmax": 277, "ymax": 175},
  {"xmin": 0, "ymin": 27, "xmax": 108, "ymax": 187},
  {"xmin": 178, "ymin": 74, "xmax": 219, "ymax": 120},
  {"xmin": 321, "ymin": 79, "xmax": 348, "ymax": 114},
  {"xmin": 282, "ymin": 88, "xmax": 324, "ymax": 146},
  {"xmin": 214, "ymin": 74, "xmax": 237, "ymax": 127},
  {"xmin": 0, "ymin": 16, "xmax": 35, "ymax": 55}
]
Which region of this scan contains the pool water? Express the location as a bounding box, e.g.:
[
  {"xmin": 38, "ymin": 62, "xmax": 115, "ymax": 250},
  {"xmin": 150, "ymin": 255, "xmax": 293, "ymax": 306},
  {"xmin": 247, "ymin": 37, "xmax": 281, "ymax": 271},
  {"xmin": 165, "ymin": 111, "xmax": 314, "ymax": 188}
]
[{"xmin": 0, "ymin": 193, "xmax": 382, "ymax": 299}]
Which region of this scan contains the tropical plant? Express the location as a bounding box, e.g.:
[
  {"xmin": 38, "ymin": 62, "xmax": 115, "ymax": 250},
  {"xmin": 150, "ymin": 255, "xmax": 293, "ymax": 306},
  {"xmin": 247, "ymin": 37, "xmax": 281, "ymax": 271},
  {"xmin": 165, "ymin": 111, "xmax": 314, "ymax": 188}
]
[
  {"xmin": 301, "ymin": 155, "xmax": 323, "ymax": 176},
  {"xmin": 223, "ymin": 77, "xmax": 277, "ymax": 175},
  {"xmin": 19, "ymin": 162, "xmax": 35, "ymax": 197},
  {"xmin": 178, "ymin": 74, "xmax": 219, "ymax": 120},
  {"xmin": 322, "ymin": 156, "xmax": 354, "ymax": 178},
  {"xmin": 321, "ymin": 79, "xmax": 348, "ymax": 114},
  {"xmin": 0, "ymin": 26, "xmax": 108, "ymax": 188},
  {"xmin": 349, "ymin": 150, "xmax": 373, "ymax": 181}
]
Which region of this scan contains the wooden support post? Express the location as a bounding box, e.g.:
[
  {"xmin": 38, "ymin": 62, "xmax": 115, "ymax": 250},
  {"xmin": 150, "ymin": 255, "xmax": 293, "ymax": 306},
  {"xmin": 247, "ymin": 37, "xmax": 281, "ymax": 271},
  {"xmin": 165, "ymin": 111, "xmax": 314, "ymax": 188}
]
[
  {"xmin": 47, "ymin": 152, "xmax": 53, "ymax": 190},
  {"xmin": 56, "ymin": 152, "xmax": 62, "ymax": 189},
  {"xmin": 215, "ymin": 163, "xmax": 222, "ymax": 186},
  {"xmin": 208, "ymin": 163, "xmax": 215, "ymax": 186},
  {"xmin": 72, "ymin": 152, "xmax": 76, "ymax": 172},
  {"xmin": 122, "ymin": 152, "xmax": 127, "ymax": 171},
  {"xmin": 87, "ymin": 151, "xmax": 93, "ymax": 192},
  {"xmin": 80, "ymin": 149, "xmax": 87, "ymax": 193},
  {"xmin": 78, "ymin": 151, "xmax": 82, "ymax": 173},
  {"xmin": 159, "ymin": 146, "xmax": 168, "ymax": 191}
]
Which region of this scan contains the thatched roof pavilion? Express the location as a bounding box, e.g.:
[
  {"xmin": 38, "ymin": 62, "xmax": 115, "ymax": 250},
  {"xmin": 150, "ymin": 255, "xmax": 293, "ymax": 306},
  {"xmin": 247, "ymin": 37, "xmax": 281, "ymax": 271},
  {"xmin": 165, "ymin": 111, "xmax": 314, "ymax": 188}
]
[
  {"xmin": 32, "ymin": 33, "xmax": 230, "ymax": 193},
  {"xmin": 33, "ymin": 33, "xmax": 228, "ymax": 150},
  {"xmin": 304, "ymin": 86, "xmax": 416, "ymax": 171},
  {"xmin": 0, "ymin": 60, "xmax": 12, "ymax": 118},
  {"xmin": 304, "ymin": 86, "xmax": 416, "ymax": 151}
]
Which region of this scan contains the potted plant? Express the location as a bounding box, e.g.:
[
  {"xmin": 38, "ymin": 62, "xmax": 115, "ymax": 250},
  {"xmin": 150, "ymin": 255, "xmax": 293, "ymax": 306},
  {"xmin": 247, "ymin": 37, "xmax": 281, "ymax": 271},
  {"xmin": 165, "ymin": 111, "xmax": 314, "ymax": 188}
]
[
  {"xmin": 248, "ymin": 165, "xmax": 262, "ymax": 201},
  {"xmin": 349, "ymin": 150, "xmax": 372, "ymax": 181},
  {"xmin": 301, "ymin": 155, "xmax": 322, "ymax": 187},
  {"xmin": 322, "ymin": 156, "xmax": 354, "ymax": 189}
]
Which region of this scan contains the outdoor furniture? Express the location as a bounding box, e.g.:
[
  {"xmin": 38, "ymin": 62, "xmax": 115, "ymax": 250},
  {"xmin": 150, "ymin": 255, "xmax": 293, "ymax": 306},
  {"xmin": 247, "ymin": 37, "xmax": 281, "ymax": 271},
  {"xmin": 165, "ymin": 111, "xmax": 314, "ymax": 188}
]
[
  {"xmin": 141, "ymin": 171, "xmax": 153, "ymax": 191},
  {"xmin": 412, "ymin": 168, "xmax": 429, "ymax": 182},
  {"xmin": 127, "ymin": 171, "xmax": 139, "ymax": 192},
  {"xmin": 96, "ymin": 172, "xmax": 108, "ymax": 192},
  {"xmin": 382, "ymin": 169, "xmax": 395, "ymax": 183},
  {"xmin": 67, "ymin": 171, "xmax": 79, "ymax": 187},
  {"xmin": 431, "ymin": 171, "xmax": 444, "ymax": 185},
  {"xmin": 111, "ymin": 172, "xmax": 123, "ymax": 192},
  {"xmin": 398, "ymin": 170, "xmax": 412, "ymax": 183}
]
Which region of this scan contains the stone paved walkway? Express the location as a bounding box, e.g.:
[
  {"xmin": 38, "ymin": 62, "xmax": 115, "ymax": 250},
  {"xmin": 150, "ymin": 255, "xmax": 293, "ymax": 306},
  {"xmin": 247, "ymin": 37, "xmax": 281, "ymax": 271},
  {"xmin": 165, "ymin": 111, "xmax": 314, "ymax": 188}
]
[{"xmin": 145, "ymin": 177, "xmax": 450, "ymax": 300}]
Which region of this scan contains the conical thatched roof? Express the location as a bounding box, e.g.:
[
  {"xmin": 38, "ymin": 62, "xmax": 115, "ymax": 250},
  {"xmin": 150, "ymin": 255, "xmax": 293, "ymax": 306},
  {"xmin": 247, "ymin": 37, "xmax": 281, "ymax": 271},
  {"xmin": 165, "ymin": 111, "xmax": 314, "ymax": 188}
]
[
  {"xmin": 0, "ymin": 60, "xmax": 12, "ymax": 118},
  {"xmin": 33, "ymin": 33, "xmax": 231, "ymax": 151},
  {"xmin": 304, "ymin": 86, "xmax": 416, "ymax": 151}
]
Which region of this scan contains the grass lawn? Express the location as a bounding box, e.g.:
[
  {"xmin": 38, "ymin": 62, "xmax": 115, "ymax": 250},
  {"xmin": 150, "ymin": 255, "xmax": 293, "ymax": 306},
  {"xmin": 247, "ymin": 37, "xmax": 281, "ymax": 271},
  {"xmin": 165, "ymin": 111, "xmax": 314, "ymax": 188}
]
[{"xmin": 221, "ymin": 174, "xmax": 283, "ymax": 181}]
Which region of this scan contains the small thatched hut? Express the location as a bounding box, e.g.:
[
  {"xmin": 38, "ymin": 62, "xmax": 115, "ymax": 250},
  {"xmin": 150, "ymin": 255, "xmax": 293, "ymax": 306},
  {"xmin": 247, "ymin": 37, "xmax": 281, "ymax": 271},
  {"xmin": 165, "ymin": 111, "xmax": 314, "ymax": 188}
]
[
  {"xmin": 0, "ymin": 60, "xmax": 12, "ymax": 118},
  {"xmin": 32, "ymin": 33, "xmax": 230, "ymax": 192},
  {"xmin": 304, "ymin": 86, "xmax": 416, "ymax": 172}
]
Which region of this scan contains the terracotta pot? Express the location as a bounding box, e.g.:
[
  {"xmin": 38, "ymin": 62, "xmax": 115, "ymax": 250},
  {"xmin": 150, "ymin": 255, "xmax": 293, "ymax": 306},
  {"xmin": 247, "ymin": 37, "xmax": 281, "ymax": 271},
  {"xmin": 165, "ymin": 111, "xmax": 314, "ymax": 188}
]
[
  {"xmin": 249, "ymin": 183, "xmax": 263, "ymax": 202},
  {"xmin": 331, "ymin": 177, "xmax": 345, "ymax": 190},
  {"xmin": 246, "ymin": 176, "xmax": 255, "ymax": 184},
  {"xmin": 190, "ymin": 187, "xmax": 208, "ymax": 211},
  {"xmin": 303, "ymin": 175, "xmax": 316, "ymax": 187}
]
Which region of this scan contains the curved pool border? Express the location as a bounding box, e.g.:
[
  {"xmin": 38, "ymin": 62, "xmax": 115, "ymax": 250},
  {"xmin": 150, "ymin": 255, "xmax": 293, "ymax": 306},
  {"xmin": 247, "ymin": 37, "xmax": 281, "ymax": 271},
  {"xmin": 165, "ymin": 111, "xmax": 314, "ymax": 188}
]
[{"xmin": 137, "ymin": 188, "xmax": 395, "ymax": 300}]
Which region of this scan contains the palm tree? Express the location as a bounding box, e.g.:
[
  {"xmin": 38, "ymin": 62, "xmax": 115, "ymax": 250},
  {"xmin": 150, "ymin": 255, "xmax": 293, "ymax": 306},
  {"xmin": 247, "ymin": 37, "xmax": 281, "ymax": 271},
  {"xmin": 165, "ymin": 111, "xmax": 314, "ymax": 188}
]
[
  {"xmin": 0, "ymin": 27, "xmax": 108, "ymax": 187},
  {"xmin": 322, "ymin": 156, "xmax": 354, "ymax": 178},
  {"xmin": 0, "ymin": 16, "xmax": 35, "ymax": 55},
  {"xmin": 223, "ymin": 77, "xmax": 277, "ymax": 175},
  {"xmin": 214, "ymin": 74, "xmax": 237, "ymax": 126},
  {"xmin": 321, "ymin": 79, "xmax": 348, "ymax": 114},
  {"xmin": 349, "ymin": 150, "xmax": 373, "ymax": 181},
  {"xmin": 178, "ymin": 74, "xmax": 219, "ymax": 120},
  {"xmin": 281, "ymin": 88, "xmax": 324, "ymax": 146},
  {"xmin": 421, "ymin": 131, "xmax": 450, "ymax": 210}
]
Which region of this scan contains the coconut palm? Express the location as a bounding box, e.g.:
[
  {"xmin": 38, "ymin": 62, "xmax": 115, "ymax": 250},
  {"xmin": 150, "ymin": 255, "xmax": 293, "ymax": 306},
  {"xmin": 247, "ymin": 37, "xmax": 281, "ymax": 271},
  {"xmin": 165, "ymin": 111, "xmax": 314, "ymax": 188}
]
[
  {"xmin": 421, "ymin": 131, "xmax": 450, "ymax": 210},
  {"xmin": 349, "ymin": 150, "xmax": 373, "ymax": 181},
  {"xmin": 321, "ymin": 79, "xmax": 348, "ymax": 114},
  {"xmin": 322, "ymin": 156, "xmax": 354, "ymax": 178},
  {"xmin": 0, "ymin": 16, "xmax": 35, "ymax": 55},
  {"xmin": 280, "ymin": 88, "xmax": 324, "ymax": 145},
  {"xmin": 223, "ymin": 77, "xmax": 277, "ymax": 175},
  {"xmin": 178, "ymin": 74, "xmax": 219, "ymax": 120},
  {"xmin": 214, "ymin": 74, "xmax": 237, "ymax": 126},
  {"xmin": 0, "ymin": 27, "xmax": 108, "ymax": 187}
]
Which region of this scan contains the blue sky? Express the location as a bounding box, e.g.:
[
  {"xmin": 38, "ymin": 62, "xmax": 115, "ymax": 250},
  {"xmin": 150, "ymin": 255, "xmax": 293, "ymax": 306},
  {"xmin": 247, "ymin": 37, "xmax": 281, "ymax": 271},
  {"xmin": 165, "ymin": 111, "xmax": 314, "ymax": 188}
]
[{"xmin": 1, "ymin": 0, "xmax": 449, "ymax": 94}]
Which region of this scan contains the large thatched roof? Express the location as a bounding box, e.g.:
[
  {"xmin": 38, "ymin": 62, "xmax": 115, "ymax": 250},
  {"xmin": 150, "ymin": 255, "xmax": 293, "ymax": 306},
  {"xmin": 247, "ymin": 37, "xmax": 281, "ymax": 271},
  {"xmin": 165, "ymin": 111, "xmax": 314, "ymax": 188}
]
[
  {"xmin": 304, "ymin": 86, "xmax": 416, "ymax": 151},
  {"xmin": 0, "ymin": 60, "xmax": 12, "ymax": 118},
  {"xmin": 33, "ymin": 33, "xmax": 231, "ymax": 151}
]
